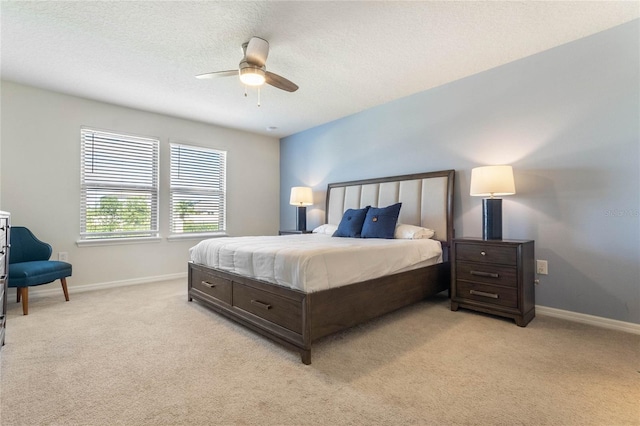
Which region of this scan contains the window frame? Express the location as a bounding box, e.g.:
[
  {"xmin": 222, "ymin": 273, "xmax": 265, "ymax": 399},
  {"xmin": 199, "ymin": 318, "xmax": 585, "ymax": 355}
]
[
  {"xmin": 168, "ymin": 142, "xmax": 227, "ymax": 239},
  {"xmin": 79, "ymin": 127, "xmax": 160, "ymax": 244}
]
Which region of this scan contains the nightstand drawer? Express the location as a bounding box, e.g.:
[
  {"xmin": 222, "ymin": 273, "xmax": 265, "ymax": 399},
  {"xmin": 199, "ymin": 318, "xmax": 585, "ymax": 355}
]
[
  {"xmin": 456, "ymin": 261, "xmax": 517, "ymax": 287},
  {"xmin": 456, "ymin": 243, "xmax": 517, "ymax": 265},
  {"xmin": 456, "ymin": 281, "xmax": 517, "ymax": 308}
]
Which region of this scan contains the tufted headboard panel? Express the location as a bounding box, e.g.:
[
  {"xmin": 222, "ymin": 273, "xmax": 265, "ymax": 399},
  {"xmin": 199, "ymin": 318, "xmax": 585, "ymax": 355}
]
[{"xmin": 326, "ymin": 170, "xmax": 455, "ymax": 244}]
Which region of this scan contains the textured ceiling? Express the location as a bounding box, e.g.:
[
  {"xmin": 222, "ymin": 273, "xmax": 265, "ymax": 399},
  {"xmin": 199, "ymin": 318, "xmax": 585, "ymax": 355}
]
[{"xmin": 1, "ymin": 2, "xmax": 638, "ymax": 138}]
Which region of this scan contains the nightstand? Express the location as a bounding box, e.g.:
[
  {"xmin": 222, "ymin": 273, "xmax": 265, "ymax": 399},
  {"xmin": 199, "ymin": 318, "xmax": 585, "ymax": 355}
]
[
  {"xmin": 278, "ymin": 230, "xmax": 313, "ymax": 235},
  {"xmin": 451, "ymin": 238, "xmax": 535, "ymax": 327}
]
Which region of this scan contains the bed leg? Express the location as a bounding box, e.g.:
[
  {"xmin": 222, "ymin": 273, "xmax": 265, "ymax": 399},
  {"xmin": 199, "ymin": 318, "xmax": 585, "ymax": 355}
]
[{"xmin": 301, "ymin": 349, "xmax": 311, "ymax": 365}]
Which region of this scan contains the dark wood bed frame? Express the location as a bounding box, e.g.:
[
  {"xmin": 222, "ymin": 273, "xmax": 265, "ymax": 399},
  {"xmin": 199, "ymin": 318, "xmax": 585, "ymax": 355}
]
[{"xmin": 188, "ymin": 169, "xmax": 455, "ymax": 364}]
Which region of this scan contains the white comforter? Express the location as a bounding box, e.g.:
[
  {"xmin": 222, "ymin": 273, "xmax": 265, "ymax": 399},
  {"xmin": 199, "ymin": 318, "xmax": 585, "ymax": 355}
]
[{"xmin": 189, "ymin": 234, "xmax": 442, "ymax": 293}]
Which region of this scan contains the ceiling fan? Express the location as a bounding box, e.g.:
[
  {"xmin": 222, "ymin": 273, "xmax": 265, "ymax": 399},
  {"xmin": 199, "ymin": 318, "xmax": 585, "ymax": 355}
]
[{"xmin": 196, "ymin": 37, "xmax": 299, "ymax": 95}]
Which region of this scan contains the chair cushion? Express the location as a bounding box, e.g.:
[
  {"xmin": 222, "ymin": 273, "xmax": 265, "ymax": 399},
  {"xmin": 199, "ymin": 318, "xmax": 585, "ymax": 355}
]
[{"xmin": 8, "ymin": 261, "xmax": 72, "ymax": 288}]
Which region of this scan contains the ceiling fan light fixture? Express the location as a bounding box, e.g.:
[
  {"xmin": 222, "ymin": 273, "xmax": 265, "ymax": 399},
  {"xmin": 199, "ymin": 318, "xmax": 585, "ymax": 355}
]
[
  {"xmin": 239, "ymin": 65, "xmax": 266, "ymax": 86},
  {"xmin": 197, "ymin": 38, "xmax": 298, "ymax": 93}
]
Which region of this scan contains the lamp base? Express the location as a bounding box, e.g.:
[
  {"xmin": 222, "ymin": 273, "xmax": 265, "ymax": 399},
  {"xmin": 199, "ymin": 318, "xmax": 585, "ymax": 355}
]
[
  {"xmin": 483, "ymin": 198, "xmax": 502, "ymax": 240},
  {"xmin": 296, "ymin": 206, "xmax": 307, "ymax": 231}
]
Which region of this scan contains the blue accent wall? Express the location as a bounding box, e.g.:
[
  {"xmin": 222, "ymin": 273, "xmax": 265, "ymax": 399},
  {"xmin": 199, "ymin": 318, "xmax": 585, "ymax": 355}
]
[{"xmin": 280, "ymin": 20, "xmax": 640, "ymax": 323}]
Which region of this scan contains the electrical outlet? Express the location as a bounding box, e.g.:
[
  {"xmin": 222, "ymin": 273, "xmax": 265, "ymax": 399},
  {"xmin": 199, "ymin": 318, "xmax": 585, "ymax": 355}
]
[
  {"xmin": 536, "ymin": 260, "xmax": 548, "ymax": 275},
  {"xmin": 58, "ymin": 252, "xmax": 68, "ymax": 262}
]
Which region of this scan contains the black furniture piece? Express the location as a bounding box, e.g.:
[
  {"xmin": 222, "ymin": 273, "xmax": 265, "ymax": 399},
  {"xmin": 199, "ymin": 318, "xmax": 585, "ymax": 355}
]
[
  {"xmin": 451, "ymin": 238, "xmax": 535, "ymax": 326},
  {"xmin": 0, "ymin": 211, "xmax": 9, "ymax": 347}
]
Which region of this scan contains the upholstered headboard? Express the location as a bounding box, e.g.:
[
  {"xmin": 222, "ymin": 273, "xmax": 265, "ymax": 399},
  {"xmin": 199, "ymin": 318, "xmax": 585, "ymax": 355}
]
[{"xmin": 326, "ymin": 170, "xmax": 455, "ymax": 244}]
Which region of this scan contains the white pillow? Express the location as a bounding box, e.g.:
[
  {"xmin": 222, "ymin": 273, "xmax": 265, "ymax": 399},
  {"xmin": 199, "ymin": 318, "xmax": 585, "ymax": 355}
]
[
  {"xmin": 312, "ymin": 224, "xmax": 338, "ymax": 235},
  {"xmin": 394, "ymin": 223, "xmax": 435, "ymax": 239}
]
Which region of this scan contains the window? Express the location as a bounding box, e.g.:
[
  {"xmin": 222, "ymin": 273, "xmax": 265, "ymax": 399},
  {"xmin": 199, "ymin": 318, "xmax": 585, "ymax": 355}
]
[
  {"xmin": 170, "ymin": 143, "xmax": 226, "ymax": 235},
  {"xmin": 80, "ymin": 128, "xmax": 159, "ymax": 240}
]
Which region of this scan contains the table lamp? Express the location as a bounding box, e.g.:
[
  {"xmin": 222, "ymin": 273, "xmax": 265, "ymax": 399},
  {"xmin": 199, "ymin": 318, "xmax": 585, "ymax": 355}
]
[
  {"xmin": 470, "ymin": 165, "xmax": 516, "ymax": 240},
  {"xmin": 289, "ymin": 187, "xmax": 313, "ymax": 231}
]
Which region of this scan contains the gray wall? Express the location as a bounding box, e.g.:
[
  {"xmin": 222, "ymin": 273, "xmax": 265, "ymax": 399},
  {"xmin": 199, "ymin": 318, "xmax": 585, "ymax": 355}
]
[
  {"xmin": 1, "ymin": 81, "xmax": 281, "ymax": 289},
  {"xmin": 280, "ymin": 20, "xmax": 639, "ymax": 323}
]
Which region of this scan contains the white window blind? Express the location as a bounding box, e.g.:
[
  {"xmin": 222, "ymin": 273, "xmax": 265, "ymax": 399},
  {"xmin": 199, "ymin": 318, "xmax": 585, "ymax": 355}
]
[
  {"xmin": 170, "ymin": 143, "xmax": 226, "ymax": 235},
  {"xmin": 80, "ymin": 128, "xmax": 159, "ymax": 240}
]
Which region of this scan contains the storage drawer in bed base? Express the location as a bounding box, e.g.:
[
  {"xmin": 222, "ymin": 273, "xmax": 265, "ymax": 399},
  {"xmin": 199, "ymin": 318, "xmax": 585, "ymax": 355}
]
[
  {"xmin": 190, "ymin": 266, "xmax": 232, "ymax": 305},
  {"xmin": 188, "ymin": 261, "xmax": 449, "ymax": 365},
  {"xmin": 189, "ymin": 286, "xmax": 309, "ymax": 359},
  {"xmin": 188, "ymin": 262, "xmax": 310, "ymax": 361}
]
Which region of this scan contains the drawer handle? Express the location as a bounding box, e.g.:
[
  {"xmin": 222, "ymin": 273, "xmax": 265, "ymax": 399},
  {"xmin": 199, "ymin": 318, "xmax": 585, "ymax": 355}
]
[
  {"xmin": 470, "ymin": 270, "xmax": 499, "ymax": 278},
  {"xmin": 470, "ymin": 289, "xmax": 499, "ymax": 299},
  {"xmin": 201, "ymin": 281, "xmax": 216, "ymax": 288},
  {"xmin": 250, "ymin": 299, "xmax": 272, "ymax": 310},
  {"xmin": 480, "ymin": 251, "xmax": 486, "ymax": 256}
]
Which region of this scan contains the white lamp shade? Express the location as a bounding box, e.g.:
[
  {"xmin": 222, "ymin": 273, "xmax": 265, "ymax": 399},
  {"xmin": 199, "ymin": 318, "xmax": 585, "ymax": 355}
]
[
  {"xmin": 470, "ymin": 165, "xmax": 516, "ymax": 197},
  {"xmin": 290, "ymin": 187, "xmax": 313, "ymax": 206}
]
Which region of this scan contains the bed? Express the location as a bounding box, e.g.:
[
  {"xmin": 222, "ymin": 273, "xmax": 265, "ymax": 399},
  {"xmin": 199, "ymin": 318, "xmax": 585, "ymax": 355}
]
[{"xmin": 188, "ymin": 169, "xmax": 455, "ymax": 364}]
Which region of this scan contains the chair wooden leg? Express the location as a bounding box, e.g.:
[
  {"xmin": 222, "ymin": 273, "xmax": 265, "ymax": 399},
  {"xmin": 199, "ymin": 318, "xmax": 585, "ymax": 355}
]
[
  {"xmin": 61, "ymin": 278, "xmax": 70, "ymax": 302},
  {"xmin": 17, "ymin": 288, "xmax": 21, "ymax": 303},
  {"xmin": 20, "ymin": 287, "xmax": 28, "ymax": 315}
]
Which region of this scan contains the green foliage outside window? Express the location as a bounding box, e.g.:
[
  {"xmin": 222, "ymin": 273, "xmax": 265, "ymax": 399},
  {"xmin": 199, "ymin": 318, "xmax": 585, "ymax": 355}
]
[
  {"xmin": 182, "ymin": 222, "xmax": 219, "ymax": 232},
  {"xmin": 85, "ymin": 196, "xmax": 150, "ymax": 234},
  {"xmin": 174, "ymin": 200, "xmax": 219, "ymax": 233}
]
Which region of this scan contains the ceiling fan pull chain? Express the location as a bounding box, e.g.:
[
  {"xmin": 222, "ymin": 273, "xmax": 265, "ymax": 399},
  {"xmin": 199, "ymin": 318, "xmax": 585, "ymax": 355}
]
[
  {"xmin": 244, "ymin": 86, "xmax": 248, "ymax": 97},
  {"xmin": 257, "ymin": 87, "xmax": 261, "ymax": 107}
]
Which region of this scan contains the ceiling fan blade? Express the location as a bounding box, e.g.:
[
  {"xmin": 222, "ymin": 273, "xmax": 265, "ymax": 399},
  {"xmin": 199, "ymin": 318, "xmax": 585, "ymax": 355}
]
[
  {"xmin": 265, "ymin": 71, "xmax": 299, "ymax": 92},
  {"xmin": 195, "ymin": 70, "xmax": 237, "ymax": 79},
  {"xmin": 245, "ymin": 37, "xmax": 269, "ymax": 67}
]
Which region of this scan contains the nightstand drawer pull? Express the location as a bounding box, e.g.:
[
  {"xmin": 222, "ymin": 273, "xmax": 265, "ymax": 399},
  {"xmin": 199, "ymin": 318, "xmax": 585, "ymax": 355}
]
[
  {"xmin": 470, "ymin": 270, "xmax": 499, "ymax": 278},
  {"xmin": 201, "ymin": 281, "xmax": 216, "ymax": 288},
  {"xmin": 469, "ymin": 289, "xmax": 499, "ymax": 299},
  {"xmin": 250, "ymin": 300, "xmax": 272, "ymax": 310},
  {"xmin": 480, "ymin": 251, "xmax": 486, "ymax": 256}
]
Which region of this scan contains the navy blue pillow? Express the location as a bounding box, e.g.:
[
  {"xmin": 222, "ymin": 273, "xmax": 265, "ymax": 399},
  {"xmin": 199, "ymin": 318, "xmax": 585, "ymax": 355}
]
[
  {"xmin": 332, "ymin": 206, "xmax": 370, "ymax": 238},
  {"xmin": 361, "ymin": 203, "xmax": 402, "ymax": 239}
]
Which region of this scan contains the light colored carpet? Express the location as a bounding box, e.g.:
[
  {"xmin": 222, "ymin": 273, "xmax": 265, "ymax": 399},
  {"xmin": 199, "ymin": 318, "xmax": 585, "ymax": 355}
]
[{"xmin": 0, "ymin": 279, "xmax": 638, "ymax": 425}]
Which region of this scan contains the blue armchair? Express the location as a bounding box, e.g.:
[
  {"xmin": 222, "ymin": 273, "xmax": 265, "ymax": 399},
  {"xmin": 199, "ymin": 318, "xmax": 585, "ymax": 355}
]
[{"xmin": 8, "ymin": 227, "xmax": 72, "ymax": 315}]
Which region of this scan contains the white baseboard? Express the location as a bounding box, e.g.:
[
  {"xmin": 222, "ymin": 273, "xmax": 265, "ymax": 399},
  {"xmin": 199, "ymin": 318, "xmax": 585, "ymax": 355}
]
[
  {"xmin": 536, "ymin": 305, "xmax": 640, "ymax": 335},
  {"xmin": 7, "ymin": 272, "xmax": 187, "ymax": 298}
]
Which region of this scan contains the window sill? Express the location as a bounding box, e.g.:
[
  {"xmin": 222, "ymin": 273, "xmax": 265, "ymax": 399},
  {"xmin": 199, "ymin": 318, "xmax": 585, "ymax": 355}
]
[
  {"xmin": 167, "ymin": 232, "xmax": 228, "ymax": 242},
  {"xmin": 76, "ymin": 237, "xmax": 162, "ymax": 247}
]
